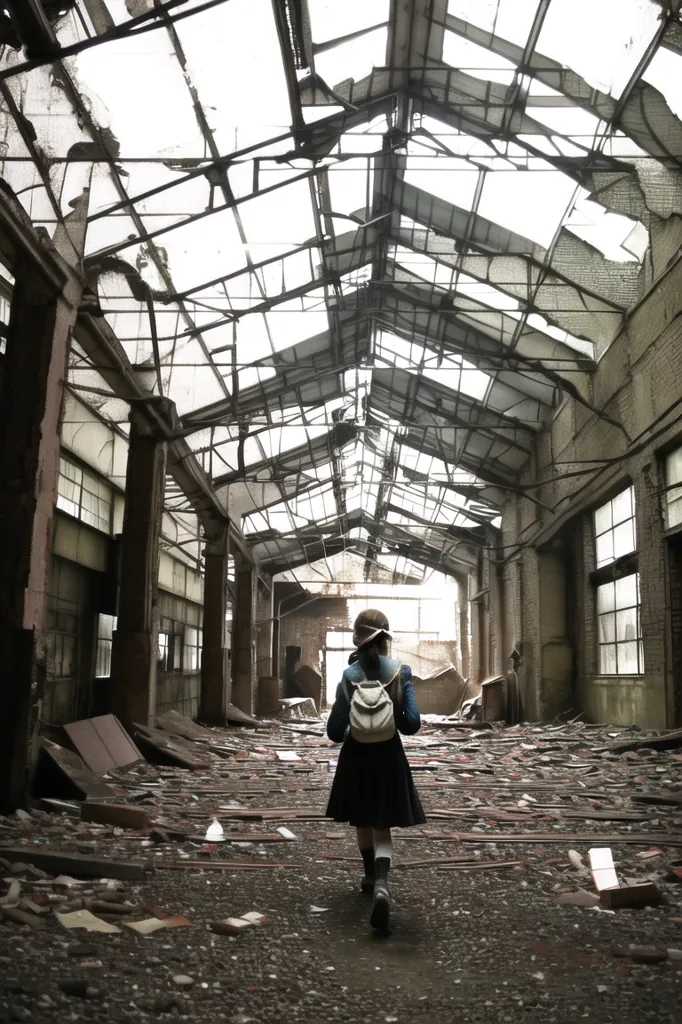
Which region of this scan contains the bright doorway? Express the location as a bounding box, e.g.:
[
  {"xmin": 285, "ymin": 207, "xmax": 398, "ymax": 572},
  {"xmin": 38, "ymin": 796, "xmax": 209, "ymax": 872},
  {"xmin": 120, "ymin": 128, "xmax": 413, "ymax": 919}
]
[{"xmin": 324, "ymin": 631, "xmax": 354, "ymax": 703}]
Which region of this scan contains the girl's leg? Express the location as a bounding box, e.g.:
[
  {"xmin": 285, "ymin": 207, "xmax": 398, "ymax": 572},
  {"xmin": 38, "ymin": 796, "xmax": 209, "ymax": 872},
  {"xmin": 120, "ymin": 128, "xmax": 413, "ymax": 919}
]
[
  {"xmin": 356, "ymin": 827, "xmax": 375, "ymax": 893},
  {"xmin": 370, "ymin": 828, "xmax": 392, "ymax": 932},
  {"xmin": 372, "ymin": 828, "xmax": 393, "ymax": 865}
]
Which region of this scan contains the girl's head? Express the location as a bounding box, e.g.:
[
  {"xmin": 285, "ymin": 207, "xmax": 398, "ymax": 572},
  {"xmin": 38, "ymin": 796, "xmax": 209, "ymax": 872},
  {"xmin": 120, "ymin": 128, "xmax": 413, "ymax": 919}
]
[{"xmin": 353, "ymin": 609, "xmax": 391, "ymax": 675}]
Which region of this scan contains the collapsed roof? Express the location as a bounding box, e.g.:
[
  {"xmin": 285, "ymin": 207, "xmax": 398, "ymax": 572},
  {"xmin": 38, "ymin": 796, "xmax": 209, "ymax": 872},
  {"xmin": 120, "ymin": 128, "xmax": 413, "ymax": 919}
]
[{"xmin": 1, "ymin": 0, "xmax": 681, "ymax": 581}]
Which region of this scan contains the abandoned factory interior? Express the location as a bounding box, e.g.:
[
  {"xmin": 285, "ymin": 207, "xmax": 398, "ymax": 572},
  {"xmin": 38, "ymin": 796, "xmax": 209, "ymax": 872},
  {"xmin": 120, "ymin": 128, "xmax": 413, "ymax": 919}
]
[{"xmin": 1, "ymin": 0, "xmax": 682, "ymax": 1021}]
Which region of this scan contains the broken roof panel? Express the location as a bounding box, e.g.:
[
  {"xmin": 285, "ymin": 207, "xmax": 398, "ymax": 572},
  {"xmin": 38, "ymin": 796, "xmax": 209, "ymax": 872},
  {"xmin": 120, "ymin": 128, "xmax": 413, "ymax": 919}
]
[{"xmin": 1, "ymin": 0, "xmax": 680, "ymax": 578}]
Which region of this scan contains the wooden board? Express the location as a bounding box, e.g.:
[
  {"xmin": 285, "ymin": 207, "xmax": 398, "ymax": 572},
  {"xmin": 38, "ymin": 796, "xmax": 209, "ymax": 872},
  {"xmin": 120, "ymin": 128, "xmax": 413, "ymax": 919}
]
[
  {"xmin": 155, "ymin": 859, "xmax": 293, "ymax": 871},
  {"xmin": 0, "ymin": 845, "xmax": 146, "ymax": 880},
  {"xmin": 133, "ymin": 724, "xmax": 211, "ymax": 770},
  {"xmin": 226, "ymin": 704, "xmax": 263, "ymax": 727},
  {"xmin": 40, "ymin": 740, "xmax": 116, "ymax": 800},
  {"xmin": 417, "ymin": 831, "xmax": 682, "ymax": 845},
  {"xmin": 81, "ymin": 802, "xmax": 150, "ymax": 830},
  {"xmin": 156, "ymin": 711, "xmax": 217, "ymax": 743},
  {"xmin": 64, "ymin": 715, "xmax": 142, "ymax": 775},
  {"xmin": 598, "ymin": 728, "xmax": 682, "ymax": 754}
]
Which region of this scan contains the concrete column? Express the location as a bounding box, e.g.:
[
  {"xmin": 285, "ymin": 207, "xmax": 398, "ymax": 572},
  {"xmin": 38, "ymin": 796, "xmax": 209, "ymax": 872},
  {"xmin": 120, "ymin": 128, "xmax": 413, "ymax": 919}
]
[
  {"xmin": 109, "ymin": 411, "xmax": 166, "ymax": 729},
  {"xmin": 256, "ymin": 577, "xmax": 274, "ymax": 679},
  {"xmin": 200, "ymin": 524, "xmax": 230, "ymax": 724},
  {"xmin": 457, "ymin": 576, "xmax": 470, "ymax": 680},
  {"xmin": 537, "ymin": 543, "xmax": 574, "ymax": 720},
  {"xmin": 231, "ymin": 554, "xmax": 256, "ymax": 715},
  {"xmin": 635, "ymin": 462, "xmax": 669, "ymax": 728},
  {"xmin": 0, "ymin": 257, "xmax": 82, "ymax": 812}
]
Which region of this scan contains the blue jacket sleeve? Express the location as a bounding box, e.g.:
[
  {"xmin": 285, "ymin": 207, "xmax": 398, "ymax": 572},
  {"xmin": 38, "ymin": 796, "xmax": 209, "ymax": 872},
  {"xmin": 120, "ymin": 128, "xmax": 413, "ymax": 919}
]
[
  {"xmin": 326, "ymin": 679, "xmax": 350, "ymax": 743},
  {"xmin": 396, "ymin": 665, "xmax": 421, "ymax": 735}
]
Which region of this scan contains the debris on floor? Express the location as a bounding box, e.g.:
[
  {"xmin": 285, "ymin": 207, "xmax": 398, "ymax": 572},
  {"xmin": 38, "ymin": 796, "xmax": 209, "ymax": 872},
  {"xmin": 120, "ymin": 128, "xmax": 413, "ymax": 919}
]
[{"xmin": 1, "ymin": 714, "xmax": 682, "ymax": 1022}]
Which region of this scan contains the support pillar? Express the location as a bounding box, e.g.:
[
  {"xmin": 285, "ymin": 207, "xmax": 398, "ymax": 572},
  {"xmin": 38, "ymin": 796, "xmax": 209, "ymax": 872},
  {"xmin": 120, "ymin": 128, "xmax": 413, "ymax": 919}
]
[
  {"xmin": 0, "ymin": 256, "xmax": 82, "ymax": 811},
  {"xmin": 256, "ymin": 577, "xmax": 274, "ymax": 680},
  {"xmin": 457, "ymin": 576, "xmax": 470, "ymax": 681},
  {"xmin": 231, "ymin": 553, "xmax": 256, "ymax": 715},
  {"xmin": 537, "ymin": 544, "xmax": 574, "ymax": 720},
  {"xmin": 200, "ymin": 524, "xmax": 229, "ymax": 724},
  {"xmin": 109, "ymin": 411, "xmax": 166, "ymax": 730}
]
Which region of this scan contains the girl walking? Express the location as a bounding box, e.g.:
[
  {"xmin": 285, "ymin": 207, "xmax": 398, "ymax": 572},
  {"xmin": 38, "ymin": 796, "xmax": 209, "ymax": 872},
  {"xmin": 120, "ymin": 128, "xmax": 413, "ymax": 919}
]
[{"xmin": 325, "ymin": 609, "xmax": 425, "ymax": 931}]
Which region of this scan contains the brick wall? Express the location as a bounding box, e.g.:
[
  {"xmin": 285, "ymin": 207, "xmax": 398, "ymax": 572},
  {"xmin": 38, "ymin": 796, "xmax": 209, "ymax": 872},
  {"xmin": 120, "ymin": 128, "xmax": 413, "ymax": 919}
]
[
  {"xmin": 495, "ymin": 249, "xmax": 682, "ymax": 727},
  {"xmin": 279, "ymin": 597, "xmax": 353, "ymax": 693}
]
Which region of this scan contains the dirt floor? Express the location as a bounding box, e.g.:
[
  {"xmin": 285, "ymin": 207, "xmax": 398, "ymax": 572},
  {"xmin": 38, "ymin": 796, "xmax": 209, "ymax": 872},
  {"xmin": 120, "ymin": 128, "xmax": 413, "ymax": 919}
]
[{"xmin": 1, "ymin": 715, "xmax": 682, "ymax": 1023}]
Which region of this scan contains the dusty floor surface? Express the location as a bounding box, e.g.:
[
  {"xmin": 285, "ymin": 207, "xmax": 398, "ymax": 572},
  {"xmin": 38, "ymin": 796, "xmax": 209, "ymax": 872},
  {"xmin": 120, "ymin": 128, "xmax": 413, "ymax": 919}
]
[{"xmin": 1, "ymin": 716, "xmax": 682, "ymax": 1023}]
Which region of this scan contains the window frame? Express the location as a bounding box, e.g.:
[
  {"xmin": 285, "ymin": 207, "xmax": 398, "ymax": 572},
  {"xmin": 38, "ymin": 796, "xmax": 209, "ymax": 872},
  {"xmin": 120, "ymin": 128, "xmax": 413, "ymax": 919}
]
[
  {"xmin": 593, "ymin": 484, "xmax": 637, "ymax": 569},
  {"xmin": 56, "ymin": 455, "xmax": 113, "ymax": 535},
  {"xmin": 184, "ymin": 626, "xmax": 203, "ymax": 672},
  {"xmin": 158, "ymin": 619, "xmax": 184, "ymax": 673},
  {"xmin": 664, "ymin": 447, "xmax": 682, "ymax": 533},
  {"xmin": 594, "ymin": 570, "xmax": 644, "ymax": 677},
  {"xmin": 95, "ymin": 613, "xmax": 117, "ymax": 679},
  {"xmin": 591, "ymin": 485, "xmax": 643, "ymax": 678}
]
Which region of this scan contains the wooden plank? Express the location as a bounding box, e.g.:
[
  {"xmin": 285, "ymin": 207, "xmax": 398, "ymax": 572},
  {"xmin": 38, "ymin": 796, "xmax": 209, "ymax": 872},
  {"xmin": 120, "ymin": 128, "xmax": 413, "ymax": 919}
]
[
  {"xmin": 80, "ymin": 802, "xmax": 150, "ymax": 830},
  {"xmin": 155, "ymin": 860, "xmax": 293, "ymax": 871},
  {"xmin": 420, "ymin": 831, "xmax": 682, "ymax": 845},
  {"xmin": 156, "ymin": 711, "xmax": 217, "ymax": 743},
  {"xmin": 133, "ymin": 725, "xmax": 210, "ymax": 770},
  {"xmin": 0, "ymin": 845, "xmax": 147, "ymax": 880},
  {"xmin": 226, "ymin": 704, "xmax": 263, "ymax": 728},
  {"xmin": 438, "ymin": 860, "xmax": 523, "ymax": 871},
  {"xmin": 40, "ymin": 740, "xmax": 115, "ymax": 800},
  {"xmin": 598, "ymin": 728, "xmax": 682, "ymax": 754}
]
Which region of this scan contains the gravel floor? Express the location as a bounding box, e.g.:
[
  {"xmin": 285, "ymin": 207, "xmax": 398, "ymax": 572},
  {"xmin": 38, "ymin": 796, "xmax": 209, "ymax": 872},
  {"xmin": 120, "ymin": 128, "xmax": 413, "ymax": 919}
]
[{"xmin": 1, "ymin": 719, "xmax": 681, "ymax": 1023}]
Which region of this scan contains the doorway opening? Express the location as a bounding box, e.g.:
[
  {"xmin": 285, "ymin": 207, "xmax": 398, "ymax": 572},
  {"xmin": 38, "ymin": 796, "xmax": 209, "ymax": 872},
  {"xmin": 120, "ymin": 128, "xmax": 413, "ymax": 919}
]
[
  {"xmin": 284, "ymin": 645, "xmax": 302, "ymax": 697},
  {"xmin": 324, "ymin": 631, "xmax": 354, "ymax": 703}
]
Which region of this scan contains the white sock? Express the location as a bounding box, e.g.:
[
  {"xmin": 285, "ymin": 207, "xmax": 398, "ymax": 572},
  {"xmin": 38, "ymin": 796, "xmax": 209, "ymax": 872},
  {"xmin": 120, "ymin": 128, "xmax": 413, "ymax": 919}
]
[{"xmin": 373, "ymin": 829, "xmax": 393, "ymax": 864}]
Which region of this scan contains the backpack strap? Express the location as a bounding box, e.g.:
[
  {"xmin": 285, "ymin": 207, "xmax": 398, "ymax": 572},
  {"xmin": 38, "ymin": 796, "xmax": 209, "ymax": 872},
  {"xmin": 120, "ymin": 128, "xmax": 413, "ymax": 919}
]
[{"xmin": 385, "ymin": 663, "xmax": 405, "ymax": 708}]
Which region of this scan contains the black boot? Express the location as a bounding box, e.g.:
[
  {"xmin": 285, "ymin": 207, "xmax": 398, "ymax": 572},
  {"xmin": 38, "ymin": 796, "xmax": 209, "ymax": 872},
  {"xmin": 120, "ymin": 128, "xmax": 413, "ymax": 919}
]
[
  {"xmin": 360, "ymin": 847, "xmax": 375, "ymax": 894},
  {"xmin": 370, "ymin": 857, "xmax": 391, "ymax": 931}
]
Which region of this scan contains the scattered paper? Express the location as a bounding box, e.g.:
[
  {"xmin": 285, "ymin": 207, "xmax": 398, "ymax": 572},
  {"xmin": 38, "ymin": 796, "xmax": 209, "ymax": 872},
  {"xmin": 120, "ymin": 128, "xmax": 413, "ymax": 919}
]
[
  {"xmin": 310, "ymin": 905, "xmax": 330, "ymax": 913},
  {"xmin": 56, "ymin": 910, "xmax": 121, "ymax": 934},
  {"xmin": 277, "ymin": 827, "xmax": 297, "ymax": 841},
  {"xmin": 588, "ymin": 848, "xmax": 619, "ymax": 892},
  {"xmin": 123, "ymin": 918, "xmax": 168, "ymax": 935},
  {"xmin": 276, "ymin": 751, "xmax": 301, "ymax": 762},
  {"xmin": 241, "ymin": 912, "xmax": 267, "ymax": 926}
]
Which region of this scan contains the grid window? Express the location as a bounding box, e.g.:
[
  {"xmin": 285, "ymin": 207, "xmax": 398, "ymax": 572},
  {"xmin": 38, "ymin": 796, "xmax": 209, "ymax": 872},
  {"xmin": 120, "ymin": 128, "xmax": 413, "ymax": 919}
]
[
  {"xmin": 665, "ymin": 448, "xmax": 682, "ymax": 530},
  {"xmin": 158, "ymin": 631, "xmax": 170, "ymax": 671},
  {"xmin": 0, "ymin": 291, "xmax": 10, "ymax": 355},
  {"xmin": 57, "ymin": 457, "xmax": 112, "ymax": 534},
  {"xmin": 95, "ymin": 614, "xmax": 116, "ymax": 678},
  {"xmin": 594, "ymin": 486, "xmax": 636, "ymax": 568},
  {"xmin": 184, "ymin": 627, "xmax": 202, "ymax": 671},
  {"xmin": 46, "ymin": 609, "xmax": 78, "ymax": 678},
  {"xmin": 158, "ymin": 620, "xmax": 183, "ymax": 672},
  {"xmin": 596, "ymin": 573, "xmax": 644, "ymax": 675}
]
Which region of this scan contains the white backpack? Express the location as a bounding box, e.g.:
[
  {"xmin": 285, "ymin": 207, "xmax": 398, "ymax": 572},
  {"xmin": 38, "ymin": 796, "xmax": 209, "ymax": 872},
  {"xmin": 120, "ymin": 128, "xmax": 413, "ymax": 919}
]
[{"xmin": 349, "ymin": 666, "xmax": 402, "ymax": 744}]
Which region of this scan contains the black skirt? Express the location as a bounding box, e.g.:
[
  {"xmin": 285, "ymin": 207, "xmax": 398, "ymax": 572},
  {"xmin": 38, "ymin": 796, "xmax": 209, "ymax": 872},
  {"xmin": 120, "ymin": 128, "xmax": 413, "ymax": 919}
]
[{"xmin": 325, "ymin": 732, "xmax": 426, "ymax": 830}]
